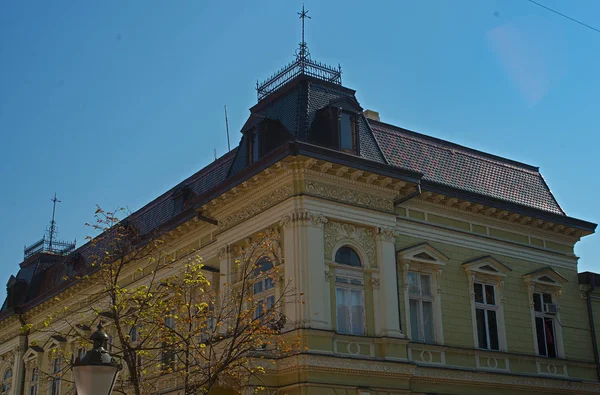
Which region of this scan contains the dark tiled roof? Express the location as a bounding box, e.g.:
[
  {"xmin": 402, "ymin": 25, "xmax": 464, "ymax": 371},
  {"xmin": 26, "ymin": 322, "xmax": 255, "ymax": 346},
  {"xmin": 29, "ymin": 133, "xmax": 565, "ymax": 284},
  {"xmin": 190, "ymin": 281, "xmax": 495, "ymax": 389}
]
[
  {"xmin": 370, "ymin": 121, "xmax": 565, "ymax": 215},
  {"xmin": 0, "ymin": 151, "xmax": 237, "ymax": 316},
  {"xmin": 133, "ymin": 150, "xmax": 236, "ymax": 234}
]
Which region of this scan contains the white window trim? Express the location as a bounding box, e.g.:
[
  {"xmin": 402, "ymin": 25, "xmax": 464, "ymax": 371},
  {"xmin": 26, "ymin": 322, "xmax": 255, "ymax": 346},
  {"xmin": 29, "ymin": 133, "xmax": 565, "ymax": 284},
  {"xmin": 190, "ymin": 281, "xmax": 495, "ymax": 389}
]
[
  {"xmin": 398, "ymin": 243, "xmax": 447, "ymax": 344},
  {"xmin": 473, "ymin": 282, "xmax": 500, "ymax": 350},
  {"xmin": 523, "ymin": 267, "xmax": 567, "ymax": 359},
  {"xmin": 334, "ymin": 266, "xmax": 366, "ymax": 336},
  {"xmin": 463, "ymin": 256, "xmax": 511, "ymax": 352}
]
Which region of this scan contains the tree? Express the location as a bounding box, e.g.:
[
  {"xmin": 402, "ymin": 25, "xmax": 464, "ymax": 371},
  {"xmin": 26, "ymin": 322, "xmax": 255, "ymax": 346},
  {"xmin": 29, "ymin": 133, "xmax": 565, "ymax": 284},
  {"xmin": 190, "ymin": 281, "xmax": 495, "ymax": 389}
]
[{"xmin": 32, "ymin": 207, "xmax": 301, "ymax": 395}]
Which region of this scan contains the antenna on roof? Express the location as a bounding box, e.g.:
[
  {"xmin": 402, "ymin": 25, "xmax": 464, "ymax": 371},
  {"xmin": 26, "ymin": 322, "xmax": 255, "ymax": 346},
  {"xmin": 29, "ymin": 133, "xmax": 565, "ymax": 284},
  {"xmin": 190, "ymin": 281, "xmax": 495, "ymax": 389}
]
[
  {"xmin": 224, "ymin": 105, "xmax": 231, "ymax": 152},
  {"xmin": 214, "ymin": 148, "xmax": 217, "ymax": 161}
]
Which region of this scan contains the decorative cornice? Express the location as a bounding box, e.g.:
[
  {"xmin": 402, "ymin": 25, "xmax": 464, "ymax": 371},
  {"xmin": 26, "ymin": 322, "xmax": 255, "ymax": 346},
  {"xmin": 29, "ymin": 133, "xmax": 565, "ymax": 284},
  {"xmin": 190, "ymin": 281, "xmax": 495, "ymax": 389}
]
[
  {"xmin": 416, "ymin": 192, "xmax": 584, "ymax": 239},
  {"xmin": 305, "ymin": 180, "xmax": 394, "ymax": 212},
  {"xmin": 217, "ymin": 185, "xmax": 292, "ymax": 233}
]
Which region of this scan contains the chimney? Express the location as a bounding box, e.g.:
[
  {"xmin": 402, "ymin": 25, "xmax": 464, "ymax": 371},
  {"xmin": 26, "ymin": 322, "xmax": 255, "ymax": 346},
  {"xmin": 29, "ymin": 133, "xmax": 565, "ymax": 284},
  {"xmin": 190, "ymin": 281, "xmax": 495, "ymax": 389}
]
[{"xmin": 363, "ymin": 109, "xmax": 380, "ymax": 122}]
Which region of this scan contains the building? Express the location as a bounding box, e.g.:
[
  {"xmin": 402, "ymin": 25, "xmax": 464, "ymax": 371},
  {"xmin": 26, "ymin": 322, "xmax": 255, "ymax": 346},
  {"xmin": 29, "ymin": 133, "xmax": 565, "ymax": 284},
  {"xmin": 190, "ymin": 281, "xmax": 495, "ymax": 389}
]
[{"xmin": 0, "ymin": 22, "xmax": 599, "ymax": 395}]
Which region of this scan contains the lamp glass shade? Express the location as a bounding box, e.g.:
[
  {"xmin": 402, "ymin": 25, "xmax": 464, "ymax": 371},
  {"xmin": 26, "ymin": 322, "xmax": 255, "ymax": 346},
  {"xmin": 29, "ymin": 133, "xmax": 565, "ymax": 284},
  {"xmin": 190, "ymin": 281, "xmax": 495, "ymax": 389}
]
[{"xmin": 73, "ymin": 365, "xmax": 119, "ymax": 395}]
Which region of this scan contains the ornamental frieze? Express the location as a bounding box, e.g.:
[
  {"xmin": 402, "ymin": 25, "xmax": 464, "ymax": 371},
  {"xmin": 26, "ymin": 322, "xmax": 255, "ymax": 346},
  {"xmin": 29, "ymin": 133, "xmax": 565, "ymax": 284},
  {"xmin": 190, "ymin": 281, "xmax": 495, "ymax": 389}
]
[
  {"xmin": 305, "ymin": 181, "xmax": 394, "ymax": 212},
  {"xmin": 324, "ymin": 221, "xmax": 377, "ymax": 268},
  {"xmin": 217, "ymin": 185, "xmax": 292, "ymax": 232}
]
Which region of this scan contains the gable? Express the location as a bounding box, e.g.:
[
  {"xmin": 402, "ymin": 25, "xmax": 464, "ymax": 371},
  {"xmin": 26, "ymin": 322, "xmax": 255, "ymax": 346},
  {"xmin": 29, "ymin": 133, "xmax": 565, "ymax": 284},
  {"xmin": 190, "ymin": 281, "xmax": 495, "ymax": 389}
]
[
  {"xmin": 397, "ymin": 243, "xmax": 448, "ymax": 266},
  {"xmin": 462, "ymin": 256, "xmax": 512, "ymax": 277},
  {"xmin": 523, "ymin": 267, "xmax": 568, "ymax": 287}
]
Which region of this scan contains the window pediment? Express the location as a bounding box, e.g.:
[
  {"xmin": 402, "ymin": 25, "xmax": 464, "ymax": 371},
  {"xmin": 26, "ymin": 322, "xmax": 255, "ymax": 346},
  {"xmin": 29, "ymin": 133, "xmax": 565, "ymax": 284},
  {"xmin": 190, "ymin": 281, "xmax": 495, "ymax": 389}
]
[
  {"xmin": 523, "ymin": 267, "xmax": 567, "ymax": 288},
  {"xmin": 397, "ymin": 243, "xmax": 448, "ymax": 267},
  {"xmin": 462, "ymin": 256, "xmax": 511, "ymax": 278}
]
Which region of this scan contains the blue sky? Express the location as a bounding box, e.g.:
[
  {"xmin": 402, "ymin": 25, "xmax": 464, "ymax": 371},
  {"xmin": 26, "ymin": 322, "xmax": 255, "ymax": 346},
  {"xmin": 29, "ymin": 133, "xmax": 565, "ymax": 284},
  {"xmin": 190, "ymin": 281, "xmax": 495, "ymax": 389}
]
[{"xmin": 0, "ymin": 0, "xmax": 598, "ymax": 294}]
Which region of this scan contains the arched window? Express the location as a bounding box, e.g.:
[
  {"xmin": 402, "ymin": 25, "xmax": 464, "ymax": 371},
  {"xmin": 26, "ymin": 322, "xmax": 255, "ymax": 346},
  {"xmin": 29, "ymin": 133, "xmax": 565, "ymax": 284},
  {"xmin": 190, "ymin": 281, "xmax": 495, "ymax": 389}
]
[
  {"xmin": 252, "ymin": 257, "xmax": 275, "ymax": 319},
  {"xmin": 335, "ymin": 246, "xmax": 362, "ymax": 267},
  {"xmin": 333, "ymin": 246, "xmax": 365, "ymax": 335},
  {"xmin": 1, "ymin": 368, "xmax": 11, "ymax": 393}
]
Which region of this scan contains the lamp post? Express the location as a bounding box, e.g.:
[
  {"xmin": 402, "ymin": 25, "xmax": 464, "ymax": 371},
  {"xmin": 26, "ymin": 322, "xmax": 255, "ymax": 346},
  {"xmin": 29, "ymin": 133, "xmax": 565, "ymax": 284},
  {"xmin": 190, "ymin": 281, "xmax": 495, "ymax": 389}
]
[{"xmin": 72, "ymin": 323, "xmax": 122, "ymax": 395}]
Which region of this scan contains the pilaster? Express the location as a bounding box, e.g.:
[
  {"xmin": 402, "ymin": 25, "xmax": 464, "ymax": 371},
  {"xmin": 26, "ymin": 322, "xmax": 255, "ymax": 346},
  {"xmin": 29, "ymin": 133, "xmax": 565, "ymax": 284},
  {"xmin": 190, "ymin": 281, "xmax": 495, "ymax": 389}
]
[
  {"xmin": 280, "ymin": 210, "xmax": 330, "ymax": 330},
  {"xmin": 375, "ymin": 227, "xmax": 403, "ymax": 338}
]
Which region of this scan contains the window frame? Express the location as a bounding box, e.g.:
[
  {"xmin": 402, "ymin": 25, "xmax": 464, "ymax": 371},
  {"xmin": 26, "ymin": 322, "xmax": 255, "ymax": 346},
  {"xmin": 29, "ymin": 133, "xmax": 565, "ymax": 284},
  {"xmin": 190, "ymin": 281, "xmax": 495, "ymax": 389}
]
[
  {"xmin": 533, "ymin": 291, "xmax": 558, "ymax": 358},
  {"xmin": 337, "ymin": 110, "xmax": 358, "ymax": 154},
  {"xmin": 334, "ymin": 268, "xmax": 366, "ymax": 336},
  {"xmin": 1, "ymin": 368, "xmax": 12, "ymax": 394},
  {"xmin": 332, "ymin": 245, "xmax": 366, "ymax": 336},
  {"xmin": 50, "ymin": 356, "xmax": 61, "ymax": 395},
  {"xmin": 398, "ymin": 243, "xmax": 447, "ymax": 344},
  {"xmin": 407, "ymin": 272, "xmax": 436, "ymax": 343},
  {"xmin": 463, "ymin": 256, "xmax": 511, "ymax": 352},
  {"xmin": 473, "ymin": 282, "xmax": 500, "ymax": 350},
  {"xmin": 523, "ymin": 267, "xmax": 567, "ymax": 359},
  {"xmin": 252, "ymin": 256, "xmax": 277, "ymax": 320},
  {"xmin": 28, "ymin": 366, "xmax": 38, "ymax": 395}
]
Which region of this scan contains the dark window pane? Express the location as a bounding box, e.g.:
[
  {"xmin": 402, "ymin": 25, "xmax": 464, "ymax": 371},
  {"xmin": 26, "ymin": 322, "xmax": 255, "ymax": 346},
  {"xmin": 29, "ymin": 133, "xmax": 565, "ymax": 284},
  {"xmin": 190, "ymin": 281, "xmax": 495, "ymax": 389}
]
[
  {"xmin": 487, "ymin": 310, "xmax": 499, "ymax": 350},
  {"xmin": 536, "ymin": 317, "xmax": 547, "ymax": 356},
  {"xmin": 543, "ymin": 293, "xmax": 552, "ymax": 304},
  {"xmin": 545, "ymin": 318, "xmax": 557, "ymax": 358},
  {"xmin": 476, "ymin": 308, "xmax": 487, "ymax": 349},
  {"xmin": 252, "ymin": 131, "xmax": 260, "ymax": 163},
  {"xmin": 474, "ymin": 283, "xmax": 484, "ymax": 304},
  {"xmin": 485, "ymin": 285, "xmax": 495, "ymax": 305},
  {"xmin": 534, "ymin": 293, "xmax": 542, "ymax": 312},
  {"xmin": 339, "ymin": 113, "xmax": 354, "ymax": 151},
  {"xmin": 335, "ymin": 246, "xmax": 361, "ymax": 267}
]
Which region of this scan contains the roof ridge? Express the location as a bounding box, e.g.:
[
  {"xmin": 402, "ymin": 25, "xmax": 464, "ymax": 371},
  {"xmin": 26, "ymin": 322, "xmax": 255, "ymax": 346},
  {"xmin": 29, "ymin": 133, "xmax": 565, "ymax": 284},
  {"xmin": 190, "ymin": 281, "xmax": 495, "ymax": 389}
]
[{"xmin": 370, "ymin": 120, "xmax": 540, "ymax": 174}]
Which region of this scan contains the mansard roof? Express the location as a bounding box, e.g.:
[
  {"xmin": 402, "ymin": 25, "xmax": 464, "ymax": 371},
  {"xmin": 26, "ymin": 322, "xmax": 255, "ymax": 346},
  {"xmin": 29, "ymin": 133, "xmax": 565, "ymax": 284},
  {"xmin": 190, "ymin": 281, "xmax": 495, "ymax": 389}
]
[
  {"xmin": 370, "ymin": 120, "xmax": 565, "ymax": 216},
  {"xmin": 2, "ymin": 73, "xmax": 596, "ymax": 320}
]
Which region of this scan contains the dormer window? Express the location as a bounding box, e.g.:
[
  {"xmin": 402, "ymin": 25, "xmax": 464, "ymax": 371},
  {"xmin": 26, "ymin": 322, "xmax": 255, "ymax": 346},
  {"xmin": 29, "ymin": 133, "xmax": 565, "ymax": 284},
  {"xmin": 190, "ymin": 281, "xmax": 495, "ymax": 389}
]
[
  {"xmin": 339, "ymin": 111, "xmax": 356, "ymax": 153},
  {"xmin": 248, "ymin": 119, "xmax": 289, "ymax": 165},
  {"xmin": 308, "ymin": 107, "xmax": 359, "ymax": 154}
]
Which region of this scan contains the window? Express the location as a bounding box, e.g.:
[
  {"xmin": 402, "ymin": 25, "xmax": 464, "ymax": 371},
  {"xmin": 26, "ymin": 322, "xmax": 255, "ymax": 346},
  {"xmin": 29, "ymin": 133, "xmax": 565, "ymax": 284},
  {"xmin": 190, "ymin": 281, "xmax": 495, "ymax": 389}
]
[
  {"xmin": 307, "ymin": 107, "xmax": 358, "ymax": 154},
  {"xmin": 130, "ymin": 325, "xmax": 139, "ymax": 342},
  {"xmin": 1, "ymin": 369, "xmax": 11, "ymax": 393},
  {"xmin": 463, "ymin": 256, "xmax": 511, "ymax": 352},
  {"xmin": 335, "ymin": 276, "xmax": 365, "ymax": 335},
  {"xmin": 51, "ymin": 357, "xmax": 61, "ymax": 395},
  {"xmin": 474, "ymin": 282, "xmax": 500, "ymax": 350},
  {"xmin": 165, "ymin": 311, "xmax": 176, "ymax": 329},
  {"xmin": 335, "ymin": 246, "xmax": 361, "ymax": 267},
  {"xmin": 534, "ymin": 292, "xmax": 557, "ymax": 358},
  {"xmin": 334, "ymin": 246, "xmax": 365, "ymax": 336},
  {"xmin": 248, "ymin": 119, "xmax": 289, "ymax": 164},
  {"xmin": 339, "ymin": 112, "xmax": 356, "ymax": 153},
  {"xmin": 252, "ymin": 257, "xmax": 276, "ymax": 319},
  {"xmin": 398, "ymin": 243, "xmax": 447, "ymax": 344},
  {"xmin": 523, "ymin": 267, "xmax": 567, "ymax": 360},
  {"xmin": 29, "ymin": 367, "xmax": 38, "ymax": 395},
  {"xmin": 408, "ymin": 272, "xmax": 435, "ymax": 343}
]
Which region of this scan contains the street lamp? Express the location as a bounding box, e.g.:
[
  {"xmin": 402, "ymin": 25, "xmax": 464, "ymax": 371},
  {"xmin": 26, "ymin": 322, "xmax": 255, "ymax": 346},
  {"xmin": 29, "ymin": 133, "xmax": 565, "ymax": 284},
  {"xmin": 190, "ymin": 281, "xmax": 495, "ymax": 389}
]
[{"xmin": 72, "ymin": 323, "xmax": 122, "ymax": 395}]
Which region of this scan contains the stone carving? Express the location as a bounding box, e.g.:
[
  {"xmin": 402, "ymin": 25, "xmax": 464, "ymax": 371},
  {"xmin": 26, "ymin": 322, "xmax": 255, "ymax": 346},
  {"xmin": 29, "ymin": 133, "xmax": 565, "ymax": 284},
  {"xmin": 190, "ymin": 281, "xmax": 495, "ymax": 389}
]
[
  {"xmin": 377, "ymin": 227, "xmax": 398, "ymax": 242},
  {"xmin": 371, "ymin": 276, "xmax": 380, "ymax": 290},
  {"xmin": 218, "ymin": 185, "xmax": 292, "ymax": 231},
  {"xmin": 324, "ymin": 221, "xmax": 376, "ymax": 268},
  {"xmin": 279, "ymin": 210, "xmax": 328, "ymax": 228},
  {"xmin": 305, "ymin": 181, "xmax": 394, "ymax": 212}
]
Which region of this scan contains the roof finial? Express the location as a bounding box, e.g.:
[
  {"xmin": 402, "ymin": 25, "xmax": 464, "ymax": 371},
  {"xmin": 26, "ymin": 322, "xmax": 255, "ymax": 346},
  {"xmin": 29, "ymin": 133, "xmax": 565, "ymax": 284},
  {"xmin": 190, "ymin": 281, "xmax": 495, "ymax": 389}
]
[
  {"xmin": 297, "ymin": 4, "xmax": 311, "ymax": 63},
  {"xmin": 48, "ymin": 193, "xmax": 61, "ymax": 250}
]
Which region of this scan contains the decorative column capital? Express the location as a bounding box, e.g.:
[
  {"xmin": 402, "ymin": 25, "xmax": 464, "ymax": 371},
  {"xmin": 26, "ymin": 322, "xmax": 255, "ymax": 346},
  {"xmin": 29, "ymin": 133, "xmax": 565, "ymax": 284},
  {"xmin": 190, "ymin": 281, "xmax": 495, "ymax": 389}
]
[
  {"xmin": 217, "ymin": 245, "xmax": 230, "ymax": 260},
  {"xmin": 376, "ymin": 227, "xmax": 398, "ymax": 242},
  {"xmin": 280, "ymin": 210, "xmax": 328, "ymax": 228}
]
